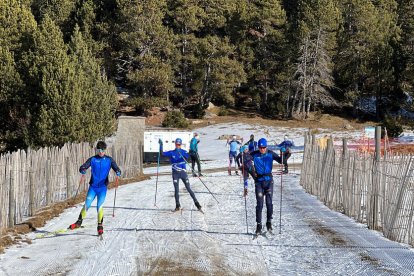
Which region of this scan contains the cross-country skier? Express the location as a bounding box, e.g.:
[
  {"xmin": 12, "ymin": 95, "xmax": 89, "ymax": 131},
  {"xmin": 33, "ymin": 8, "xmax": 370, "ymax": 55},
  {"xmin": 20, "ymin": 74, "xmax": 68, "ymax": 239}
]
[
  {"xmin": 278, "ymin": 135, "xmax": 295, "ymax": 173},
  {"xmin": 236, "ymin": 145, "xmax": 257, "ymax": 196},
  {"xmin": 226, "ymin": 135, "xmax": 242, "ymax": 175},
  {"xmin": 69, "ymin": 141, "xmax": 121, "ymax": 236},
  {"xmin": 244, "ymin": 134, "xmax": 258, "ymax": 152},
  {"xmin": 251, "ymin": 138, "xmax": 282, "ymax": 235},
  {"xmin": 189, "ymin": 132, "xmax": 202, "ymax": 177},
  {"xmin": 159, "ymin": 138, "xmax": 202, "ymax": 212}
]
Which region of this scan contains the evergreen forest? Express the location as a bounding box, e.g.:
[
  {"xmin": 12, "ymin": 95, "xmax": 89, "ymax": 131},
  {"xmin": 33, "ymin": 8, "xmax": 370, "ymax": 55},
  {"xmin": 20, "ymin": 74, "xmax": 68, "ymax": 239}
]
[{"xmin": 1, "ymin": 0, "xmax": 414, "ymax": 151}]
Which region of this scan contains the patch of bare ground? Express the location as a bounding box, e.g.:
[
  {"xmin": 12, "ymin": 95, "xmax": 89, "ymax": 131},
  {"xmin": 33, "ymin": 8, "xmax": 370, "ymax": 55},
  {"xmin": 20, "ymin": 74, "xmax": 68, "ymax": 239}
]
[
  {"xmin": 307, "ymin": 219, "xmax": 348, "ymax": 246},
  {"xmin": 0, "ymin": 174, "xmax": 150, "ymax": 254},
  {"xmin": 188, "ymin": 111, "xmax": 375, "ymax": 131},
  {"xmin": 146, "ymin": 258, "xmax": 210, "ymax": 276}
]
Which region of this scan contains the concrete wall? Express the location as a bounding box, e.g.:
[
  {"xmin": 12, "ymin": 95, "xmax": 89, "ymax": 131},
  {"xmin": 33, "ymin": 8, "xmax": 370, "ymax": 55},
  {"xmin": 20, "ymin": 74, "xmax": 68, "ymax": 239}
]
[{"xmin": 115, "ymin": 116, "xmax": 146, "ymax": 146}]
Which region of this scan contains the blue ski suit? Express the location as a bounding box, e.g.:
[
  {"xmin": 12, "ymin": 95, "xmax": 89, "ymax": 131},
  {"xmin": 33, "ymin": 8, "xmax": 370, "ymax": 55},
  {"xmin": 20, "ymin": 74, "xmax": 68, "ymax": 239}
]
[
  {"xmin": 161, "ymin": 145, "xmax": 199, "ymax": 208},
  {"xmin": 227, "ymin": 139, "xmax": 241, "ymax": 172},
  {"xmin": 251, "ymin": 149, "xmax": 282, "ymax": 224},
  {"xmin": 278, "ymin": 140, "xmax": 294, "ymax": 172},
  {"xmin": 79, "ymin": 155, "xmax": 121, "ymax": 223},
  {"xmin": 245, "ymin": 139, "xmax": 258, "ymax": 152}
]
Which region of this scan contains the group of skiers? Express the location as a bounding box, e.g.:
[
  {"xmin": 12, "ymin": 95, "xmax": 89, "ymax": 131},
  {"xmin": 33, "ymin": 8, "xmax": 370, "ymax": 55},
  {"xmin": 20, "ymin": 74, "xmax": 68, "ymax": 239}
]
[{"xmin": 68, "ymin": 132, "xmax": 295, "ymax": 237}]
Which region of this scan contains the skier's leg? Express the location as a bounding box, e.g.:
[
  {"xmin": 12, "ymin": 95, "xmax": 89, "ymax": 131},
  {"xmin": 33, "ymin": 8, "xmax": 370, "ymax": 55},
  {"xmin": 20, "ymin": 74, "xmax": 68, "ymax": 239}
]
[
  {"xmin": 70, "ymin": 187, "xmax": 96, "ymax": 228},
  {"xmin": 264, "ymin": 180, "xmax": 274, "ymax": 223},
  {"xmin": 172, "ymin": 172, "xmax": 181, "ymax": 208},
  {"xmin": 255, "ymin": 182, "xmax": 264, "ymax": 224},
  {"xmin": 181, "ymin": 171, "xmax": 199, "ymax": 204},
  {"xmin": 196, "ymin": 153, "xmax": 202, "ymax": 175},
  {"xmin": 284, "ymin": 152, "xmax": 291, "ymax": 172},
  {"xmin": 81, "ymin": 187, "xmax": 98, "ymax": 219},
  {"xmin": 96, "ymin": 186, "xmax": 107, "ymax": 224}
]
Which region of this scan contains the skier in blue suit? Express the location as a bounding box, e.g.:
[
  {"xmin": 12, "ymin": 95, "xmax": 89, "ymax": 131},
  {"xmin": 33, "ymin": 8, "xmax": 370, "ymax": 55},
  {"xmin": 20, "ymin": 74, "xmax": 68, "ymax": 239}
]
[
  {"xmin": 251, "ymin": 138, "xmax": 282, "ymax": 235},
  {"xmin": 69, "ymin": 141, "xmax": 121, "ymax": 236},
  {"xmin": 159, "ymin": 138, "xmax": 202, "ymax": 212},
  {"xmin": 244, "ymin": 134, "xmax": 258, "ymax": 152},
  {"xmin": 278, "ymin": 135, "xmax": 295, "ymax": 173},
  {"xmin": 227, "ymin": 135, "xmax": 242, "ymax": 175}
]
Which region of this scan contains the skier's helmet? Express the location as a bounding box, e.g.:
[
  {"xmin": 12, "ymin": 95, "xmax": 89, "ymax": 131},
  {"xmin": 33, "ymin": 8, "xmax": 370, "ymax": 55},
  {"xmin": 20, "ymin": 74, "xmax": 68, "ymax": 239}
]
[
  {"xmin": 175, "ymin": 138, "xmax": 182, "ymax": 145},
  {"xmin": 250, "ymin": 134, "xmax": 254, "ymax": 139},
  {"xmin": 284, "ymin": 135, "xmax": 288, "ymax": 141},
  {"xmin": 258, "ymin": 138, "xmax": 267, "ymax": 148}
]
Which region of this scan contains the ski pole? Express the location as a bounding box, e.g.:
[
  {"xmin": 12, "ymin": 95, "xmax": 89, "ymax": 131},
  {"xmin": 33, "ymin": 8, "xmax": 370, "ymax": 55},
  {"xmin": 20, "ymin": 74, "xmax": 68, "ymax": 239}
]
[
  {"xmin": 74, "ymin": 174, "xmax": 85, "ymax": 198},
  {"xmin": 279, "ymin": 154, "xmax": 284, "ymax": 234},
  {"xmin": 112, "ymin": 176, "xmax": 119, "ymax": 217},
  {"xmin": 242, "ymin": 154, "xmax": 249, "ymax": 234},
  {"xmin": 154, "ymin": 148, "xmax": 161, "ymax": 207},
  {"xmin": 178, "ymin": 151, "xmax": 220, "ymax": 204}
]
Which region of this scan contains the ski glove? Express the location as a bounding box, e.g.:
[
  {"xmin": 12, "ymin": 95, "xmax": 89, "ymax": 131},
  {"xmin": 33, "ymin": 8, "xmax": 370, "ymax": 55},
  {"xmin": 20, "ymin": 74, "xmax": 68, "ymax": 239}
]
[
  {"xmin": 280, "ymin": 147, "xmax": 286, "ymax": 153},
  {"xmin": 158, "ymin": 139, "xmax": 163, "ymax": 145},
  {"xmin": 116, "ymin": 171, "xmax": 121, "ymax": 177},
  {"xmin": 80, "ymin": 170, "xmax": 86, "ymax": 175},
  {"xmin": 244, "ymin": 188, "xmax": 248, "ymax": 197}
]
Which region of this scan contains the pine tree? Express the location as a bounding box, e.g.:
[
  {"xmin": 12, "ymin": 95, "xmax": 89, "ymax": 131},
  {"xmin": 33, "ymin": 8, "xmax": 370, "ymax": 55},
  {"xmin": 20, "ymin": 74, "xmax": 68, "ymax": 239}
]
[
  {"xmin": 289, "ymin": 0, "xmax": 341, "ymax": 118},
  {"xmin": 335, "ymin": 0, "xmax": 399, "ymax": 119},
  {"xmin": 394, "ymin": 0, "xmax": 414, "ymax": 108},
  {"xmin": 69, "ymin": 26, "xmax": 117, "ymax": 141},
  {"xmin": 114, "ymin": 0, "xmax": 174, "ymax": 100}
]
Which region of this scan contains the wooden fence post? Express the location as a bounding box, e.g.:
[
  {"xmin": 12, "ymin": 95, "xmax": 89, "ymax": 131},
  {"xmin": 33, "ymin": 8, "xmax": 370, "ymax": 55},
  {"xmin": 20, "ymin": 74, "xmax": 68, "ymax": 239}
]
[
  {"xmin": 372, "ymin": 126, "xmax": 381, "ymax": 229},
  {"xmin": 66, "ymin": 157, "xmax": 71, "ymax": 199},
  {"xmin": 46, "ymin": 159, "xmax": 52, "ymax": 205},
  {"xmin": 29, "ymin": 171, "xmax": 35, "ymax": 216},
  {"xmin": 9, "ymin": 170, "xmax": 15, "ymax": 227}
]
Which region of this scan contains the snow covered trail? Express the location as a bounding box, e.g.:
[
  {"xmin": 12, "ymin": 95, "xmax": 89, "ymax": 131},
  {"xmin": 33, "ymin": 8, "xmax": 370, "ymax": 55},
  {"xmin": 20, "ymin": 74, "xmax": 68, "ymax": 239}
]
[{"xmin": 1, "ymin": 169, "xmax": 414, "ymax": 275}]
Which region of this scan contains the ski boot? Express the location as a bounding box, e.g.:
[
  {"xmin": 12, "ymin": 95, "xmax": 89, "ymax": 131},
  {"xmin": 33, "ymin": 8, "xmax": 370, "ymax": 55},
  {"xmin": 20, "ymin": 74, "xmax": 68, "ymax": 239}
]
[
  {"xmin": 173, "ymin": 204, "xmax": 181, "ymax": 212},
  {"xmin": 235, "ymin": 170, "xmax": 239, "ymax": 175},
  {"xmin": 192, "ymin": 173, "xmax": 197, "ymax": 177},
  {"xmin": 266, "ymin": 221, "xmax": 273, "ymax": 233},
  {"xmin": 97, "ymin": 223, "xmax": 103, "ymax": 235},
  {"xmin": 228, "ymin": 169, "xmax": 231, "ymax": 175},
  {"xmin": 198, "ymin": 172, "xmax": 203, "ymax": 177},
  {"xmin": 69, "ymin": 215, "xmax": 83, "ymax": 230},
  {"xmin": 255, "ymin": 223, "xmax": 262, "ymax": 235}
]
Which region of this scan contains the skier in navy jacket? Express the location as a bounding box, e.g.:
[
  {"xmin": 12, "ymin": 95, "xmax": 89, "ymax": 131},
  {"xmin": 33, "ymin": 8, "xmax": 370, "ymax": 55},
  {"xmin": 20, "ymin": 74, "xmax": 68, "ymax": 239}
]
[
  {"xmin": 251, "ymin": 138, "xmax": 282, "ymax": 235},
  {"xmin": 69, "ymin": 141, "xmax": 121, "ymax": 235},
  {"xmin": 159, "ymin": 138, "xmax": 202, "ymax": 212},
  {"xmin": 278, "ymin": 135, "xmax": 295, "ymax": 173},
  {"xmin": 244, "ymin": 134, "xmax": 258, "ymax": 152}
]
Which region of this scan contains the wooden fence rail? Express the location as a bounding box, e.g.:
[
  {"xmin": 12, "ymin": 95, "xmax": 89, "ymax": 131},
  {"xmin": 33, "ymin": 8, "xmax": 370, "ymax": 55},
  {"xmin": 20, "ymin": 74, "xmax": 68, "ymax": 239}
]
[
  {"xmin": 300, "ymin": 133, "xmax": 414, "ymax": 246},
  {"xmin": 0, "ymin": 142, "xmax": 143, "ymax": 232}
]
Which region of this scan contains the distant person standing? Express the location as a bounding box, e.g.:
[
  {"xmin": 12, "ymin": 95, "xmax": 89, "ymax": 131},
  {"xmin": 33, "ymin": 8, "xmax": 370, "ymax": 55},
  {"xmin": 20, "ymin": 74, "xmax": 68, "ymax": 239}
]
[
  {"xmin": 189, "ymin": 132, "xmax": 202, "ymax": 177},
  {"xmin": 278, "ymin": 135, "xmax": 295, "ymax": 173},
  {"xmin": 245, "ymin": 134, "xmax": 258, "ymax": 152},
  {"xmin": 69, "ymin": 141, "xmax": 121, "ymax": 237},
  {"xmin": 226, "ymin": 135, "xmax": 243, "ymax": 175},
  {"xmin": 159, "ymin": 138, "xmax": 202, "ymax": 212}
]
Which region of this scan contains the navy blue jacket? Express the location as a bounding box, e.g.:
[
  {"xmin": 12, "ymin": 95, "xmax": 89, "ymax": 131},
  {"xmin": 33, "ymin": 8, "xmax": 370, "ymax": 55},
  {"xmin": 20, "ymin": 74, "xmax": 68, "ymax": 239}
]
[
  {"xmin": 251, "ymin": 150, "xmax": 282, "ymax": 181},
  {"xmin": 80, "ymin": 155, "xmax": 121, "ymax": 188}
]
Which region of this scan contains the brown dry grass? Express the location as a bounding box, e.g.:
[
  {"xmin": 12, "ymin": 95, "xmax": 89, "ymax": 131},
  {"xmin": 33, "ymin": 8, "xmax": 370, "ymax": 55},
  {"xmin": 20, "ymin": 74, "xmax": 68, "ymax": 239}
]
[{"xmin": 0, "ymin": 174, "xmax": 149, "ymax": 254}]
